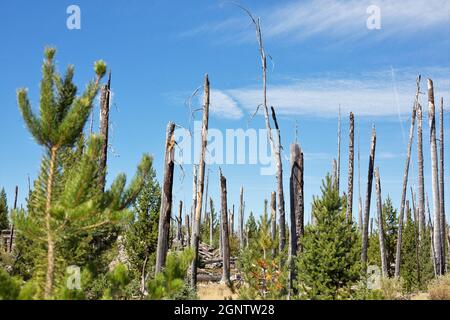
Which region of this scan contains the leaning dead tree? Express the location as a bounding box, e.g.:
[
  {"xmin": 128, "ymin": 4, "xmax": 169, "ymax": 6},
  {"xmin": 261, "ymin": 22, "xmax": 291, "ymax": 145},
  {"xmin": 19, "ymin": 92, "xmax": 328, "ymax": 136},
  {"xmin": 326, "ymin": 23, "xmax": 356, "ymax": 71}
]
[
  {"xmin": 375, "ymin": 168, "xmax": 388, "ymax": 277},
  {"xmin": 239, "ymin": 187, "xmax": 244, "ymax": 250},
  {"xmin": 230, "ymin": 206, "xmax": 235, "ymax": 236},
  {"xmin": 190, "ymin": 74, "xmax": 210, "ymax": 288},
  {"xmin": 347, "ymin": 112, "xmax": 355, "ymax": 221},
  {"xmin": 289, "ymin": 143, "xmax": 302, "ymax": 296},
  {"xmin": 271, "ymin": 107, "xmax": 286, "ymax": 252},
  {"xmin": 220, "ymin": 169, "xmax": 231, "ymax": 286},
  {"xmin": 394, "ymin": 89, "xmax": 418, "ymax": 277},
  {"xmin": 361, "ymin": 126, "xmax": 376, "ymax": 267},
  {"xmin": 242, "ymin": 8, "xmax": 287, "ymax": 252},
  {"xmin": 155, "ymin": 122, "xmax": 176, "ymax": 274},
  {"xmin": 427, "ymin": 79, "xmax": 443, "ymax": 276},
  {"xmin": 98, "ymin": 71, "xmax": 111, "ymax": 192},
  {"xmin": 438, "ymin": 97, "xmax": 446, "ymax": 268}
]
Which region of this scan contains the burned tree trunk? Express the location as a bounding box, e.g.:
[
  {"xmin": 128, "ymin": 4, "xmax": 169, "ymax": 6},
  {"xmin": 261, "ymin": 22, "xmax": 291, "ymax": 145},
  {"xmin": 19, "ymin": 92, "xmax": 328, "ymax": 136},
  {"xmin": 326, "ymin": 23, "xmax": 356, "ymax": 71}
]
[
  {"xmin": 219, "ymin": 170, "xmax": 231, "ymax": 286},
  {"xmin": 8, "ymin": 186, "xmax": 18, "ymax": 253},
  {"xmin": 98, "ymin": 71, "xmax": 111, "ymax": 192},
  {"xmin": 191, "ymin": 165, "xmax": 198, "ymax": 236},
  {"xmin": 289, "ymin": 143, "xmax": 301, "ymax": 296},
  {"xmin": 230, "ymin": 205, "xmax": 235, "ymax": 236},
  {"xmin": 270, "ymin": 107, "xmax": 286, "ymax": 252},
  {"xmin": 177, "ymin": 201, "xmax": 183, "ymax": 243},
  {"xmin": 361, "ymin": 126, "xmax": 376, "ymax": 267},
  {"xmin": 190, "ymin": 74, "xmax": 210, "ymax": 288},
  {"xmin": 204, "ymin": 169, "xmax": 209, "ymax": 224},
  {"xmin": 297, "ymin": 149, "xmax": 304, "ymax": 250},
  {"xmin": 439, "ymin": 97, "xmax": 446, "ymax": 268},
  {"xmin": 239, "ymin": 187, "xmax": 244, "ymax": 250},
  {"xmin": 394, "ymin": 98, "xmax": 417, "ymax": 277},
  {"xmin": 347, "ymin": 112, "xmax": 355, "ymax": 222},
  {"xmin": 155, "ymin": 122, "xmax": 176, "ymax": 274},
  {"xmin": 416, "ymin": 79, "xmax": 426, "ymax": 240},
  {"xmin": 270, "ymin": 191, "xmax": 277, "ymax": 258},
  {"xmin": 209, "ymin": 197, "xmax": 214, "ymax": 247},
  {"xmin": 358, "ymin": 120, "xmax": 363, "ymax": 233},
  {"xmin": 337, "ymin": 105, "xmax": 341, "ymax": 193},
  {"xmin": 332, "ymin": 159, "xmax": 337, "ymax": 188},
  {"xmin": 185, "ymin": 213, "xmax": 191, "ymax": 247},
  {"xmin": 427, "ymin": 79, "xmax": 443, "ymax": 276},
  {"xmin": 375, "ymin": 168, "xmax": 388, "ymax": 277}
]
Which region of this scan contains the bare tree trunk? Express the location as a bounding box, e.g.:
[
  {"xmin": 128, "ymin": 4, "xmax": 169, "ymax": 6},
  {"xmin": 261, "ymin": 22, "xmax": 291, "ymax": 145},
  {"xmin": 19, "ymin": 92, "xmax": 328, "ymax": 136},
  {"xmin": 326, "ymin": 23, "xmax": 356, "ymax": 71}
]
[
  {"xmin": 337, "ymin": 105, "xmax": 341, "ymax": 193},
  {"xmin": 209, "ymin": 197, "xmax": 214, "ymax": 247},
  {"xmin": 394, "ymin": 100, "xmax": 417, "ymax": 277},
  {"xmin": 8, "ymin": 186, "xmax": 18, "ymax": 253},
  {"xmin": 190, "ymin": 74, "xmax": 210, "ymax": 288},
  {"xmin": 98, "ymin": 71, "xmax": 111, "ymax": 192},
  {"xmin": 191, "ymin": 165, "xmax": 198, "ymax": 236},
  {"xmin": 358, "ymin": 119, "xmax": 363, "ymax": 233},
  {"xmin": 204, "ymin": 169, "xmax": 209, "ymax": 224},
  {"xmin": 239, "ymin": 187, "xmax": 244, "ymax": 250},
  {"xmin": 375, "ymin": 168, "xmax": 388, "ymax": 277},
  {"xmin": 270, "ymin": 107, "xmax": 286, "ymax": 252},
  {"xmin": 289, "ymin": 143, "xmax": 301, "ymax": 297},
  {"xmin": 229, "ymin": 206, "xmax": 235, "ymax": 236},
  {"xmin": 332, "ymin": 158, "xmax": 337, "ymax": 188},
  {"xmin": 361, "ymin": 126, "xmax": 376, "ymax": 267},
  {"xmin": 427, "ymin": 79, "xmax": 443, "ymax": 276},
  {"xmin": 439, "ymin": 97, "xmax": 446, "ymax": 269},
  {"xmin": 270, "ymin": 191, "xmax": 277, "ymax": 258},
  {"xmin": 155, "ymin": 122, "xmax": 176, "ymax": 274},
  {"xmin": 411, "ymin": 187, "xmax": 417, "ymax": 223},
  {"xmin": 219, "ymin": 170, "xmax": 231, "ymax": 286},
  {"xmin": 346, "ymin": 112, "xmax": 355, "ymax": 222},
  {"xmin": 427, "ymin": 200, "xmax": 438, "ymax": 277},
  {"xmin": 297, "ymin": 149, "xmax": 304, "ymax": 250},
  {"xmin": 186, "ymin": 213, "xmax": 191, "ymax": 247},
  {"xmin": 177, "ymin": 201, "xmax": 183, "ymax": 242},
  {"xmin": 416, "ymin": 83, "xmax": 426, "ymax": 240}
]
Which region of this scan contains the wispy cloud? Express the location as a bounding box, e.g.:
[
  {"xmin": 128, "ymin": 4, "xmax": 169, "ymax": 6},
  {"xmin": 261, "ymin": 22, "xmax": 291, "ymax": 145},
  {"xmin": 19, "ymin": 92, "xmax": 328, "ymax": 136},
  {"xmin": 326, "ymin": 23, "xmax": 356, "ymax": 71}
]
[
  {"xmin": 221, "ymin": 68, "xmax": 450, "ymax": 118},
  {"xmin": 209, "ymin": 89, "xmax": 244, "ymax": 119},
  {"xmin": 181, "ymin": 0, "xmax": 449, "ymax": 44}
]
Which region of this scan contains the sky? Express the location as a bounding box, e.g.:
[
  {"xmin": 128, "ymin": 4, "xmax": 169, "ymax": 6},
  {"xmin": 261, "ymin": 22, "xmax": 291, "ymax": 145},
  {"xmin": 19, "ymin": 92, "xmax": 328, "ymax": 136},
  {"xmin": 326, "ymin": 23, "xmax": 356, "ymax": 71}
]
[{"xmin": 0, "ymin": 0, "xmax": 449, "ymax": 227}]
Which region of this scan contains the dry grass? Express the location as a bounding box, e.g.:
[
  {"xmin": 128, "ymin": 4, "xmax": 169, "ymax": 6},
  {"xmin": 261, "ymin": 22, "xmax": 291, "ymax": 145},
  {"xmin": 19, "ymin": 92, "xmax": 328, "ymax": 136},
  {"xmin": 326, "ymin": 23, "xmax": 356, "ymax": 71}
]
[
  {"xmin": 427, "ymin": 274, "xmax": 450, "ymax": 300},
  {"xmin": 197, "ymin": 282, "xmax": 237, "ymax": 300}
]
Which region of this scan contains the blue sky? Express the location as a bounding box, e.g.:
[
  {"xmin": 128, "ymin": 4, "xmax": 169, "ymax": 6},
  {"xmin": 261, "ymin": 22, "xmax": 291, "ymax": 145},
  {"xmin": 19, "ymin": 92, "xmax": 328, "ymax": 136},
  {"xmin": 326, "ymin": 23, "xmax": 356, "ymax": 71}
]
[{"xmin": 0, "ymin": 0, "xmax": 449, "ymax": 227}]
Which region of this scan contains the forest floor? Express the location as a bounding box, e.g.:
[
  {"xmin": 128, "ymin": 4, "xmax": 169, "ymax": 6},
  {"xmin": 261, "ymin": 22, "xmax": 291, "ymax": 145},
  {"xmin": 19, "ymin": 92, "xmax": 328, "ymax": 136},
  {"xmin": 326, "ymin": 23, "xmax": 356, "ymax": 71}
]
[
  {"xmin": 197, "ymin": 282, "xmax": 238, "ymax": 300},
  {"xmin": 409, "ymin": 292, "xmax": 430, "ymax": 300}
]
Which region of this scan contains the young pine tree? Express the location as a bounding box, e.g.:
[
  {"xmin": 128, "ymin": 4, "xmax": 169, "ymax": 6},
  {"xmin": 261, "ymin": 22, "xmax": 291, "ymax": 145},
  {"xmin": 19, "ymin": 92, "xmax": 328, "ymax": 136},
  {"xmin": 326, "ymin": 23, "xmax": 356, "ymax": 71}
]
[
  {"xmin": 400, "ymin": 207, "xmax": 419, "ymax": 293},
  {"xmin": 297, "ymin": 174, "xmax": 361, "ymax": 300},
  {"xmin": 14, "ymin": 48, "xmax": 151, "ymax": 299},
  {"xmin": 382, "ymin": 196, "xmax": 398, "ymax": 277},
  {"xmin": 125, "ymin": 158, "xmax": 161, "ymax": 294},
  {"xmin": 0, "ymin": 188, "xmax": 8, "ymax": 231},
  {"xmin": 245, "ymin": 211, "xmax": 258, "ymax": 246}
]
